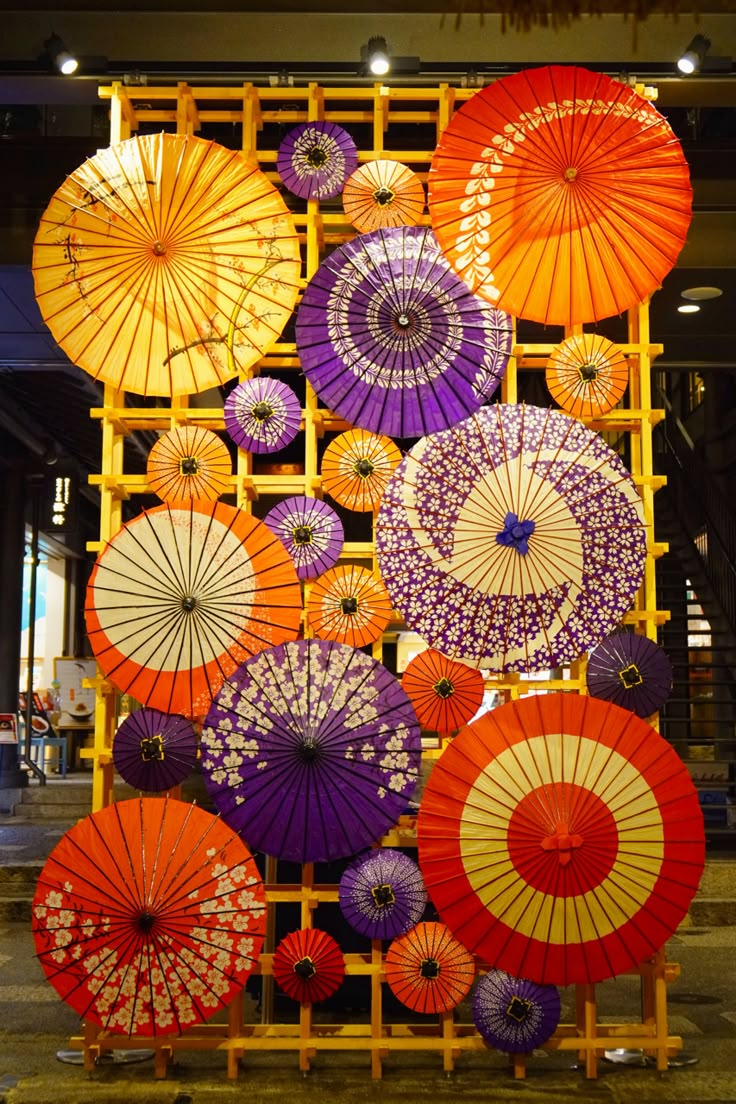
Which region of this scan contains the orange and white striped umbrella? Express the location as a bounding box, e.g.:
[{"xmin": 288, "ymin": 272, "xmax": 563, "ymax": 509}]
[
  {"xmin": 342, "ymin": 160, "xmax": 425, "ymax": 234},
  {"xmin": 546, "ymin": 334, "xmax": 629, "ymax": 419},
  {"xmin": 147, "ymin": 425, "xmax": 231, "ymax": 503},
  {"xmin": 321, "ymin": 429, "xmax": 401, "ymax": 513},
  {"xmin": 306, "ymin": 565, "xmax": 392, "ymax": 648}
]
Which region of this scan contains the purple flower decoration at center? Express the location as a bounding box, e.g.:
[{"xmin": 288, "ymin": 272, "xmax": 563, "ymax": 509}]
[{"xmin": 496, "ymin": 512, "xmax": 536, "ymax": 555}]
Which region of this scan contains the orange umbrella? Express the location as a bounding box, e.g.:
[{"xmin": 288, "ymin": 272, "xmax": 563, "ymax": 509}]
[
  {"xmin": 272, "ymin": 928, "xmax": 345, "ymax": 1005},
  {"xmin": 306, "ymin": 564, "xmax": 392, "ymax": 648},
  {"xmin": 321, "ymin": 429, "xmax": 401, "ymax": 513},
  {"xmin": 546, "ymin": 334, "xmax": 628, "ymax": 418},
  {"xmin": 33, "ymin": 132, "xmax": 301, "ymax": 396},
  {"xmin": 385, "ymin": 922, "xmax": 475, "ymax": 1015},
  {"xmin": 401, "ymin": 649, "xmax": 484, "ymax": 733},
  {"xmin": 342, "ymin": 159, "xmax": 425, "ymax": 234},
  {"xmin": 147, "ymin": 424, "xmax": 232, "ymax": 503},
  {"xmin": 429, "ymin": 65, "xmax": 692, "ymax": 325}
]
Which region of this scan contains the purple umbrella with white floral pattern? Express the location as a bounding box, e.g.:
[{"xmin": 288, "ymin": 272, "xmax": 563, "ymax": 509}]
[
  {"xmin": 113, "ymin": 707, "xmax": 198, "ymax": 792},
  {"xmin": 224, "ymin": 376, "xmax": 301, "ymax": 454},
  {"xmin": 200, "ymin": 639, "xmax": 422, "ymax": 863},
  {"xmin": 339, "ymin": 848, "xmax": 427, "ymax": 941},
  {"xmin": 376, "ymin": 403, "xmax": 647, "ymax": 673},
  {"xmin": 586, "ymin": 631, "xmax": 673, "ymax": 718},
  {"xmin": 277, "ymin": 121, "xmax": 358, "ymax": 201},
  {"xmin": 296, "ymin": 226, "xmax": 513, "ymax": 439},
  {"xmin": 263, "ymin": 496, "xmax": 344, "ymax": 581},
  {"xmin": 472, "ymin": 970, "xmax": 561, "ymax": 1054}
]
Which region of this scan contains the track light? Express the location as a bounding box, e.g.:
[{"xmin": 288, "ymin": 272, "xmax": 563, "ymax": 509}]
[
  {"xmin": 676, "ymin": 34, "xmax": 711, "ymax": 75},
  {"xmin": 44, "ymin": 33, "xmax": 79, "ymax": 76},
  {"xmin": 364, "ymin": 37, "xmax": 390, "ymax": 77}
]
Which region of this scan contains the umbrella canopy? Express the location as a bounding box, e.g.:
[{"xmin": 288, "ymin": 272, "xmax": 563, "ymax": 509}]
[
  {"xmin": 224, "ymin": 376, "xmax": 301, "ymax": 455},
  {"xmin": 272, "ymin": 928, "xmax": 345, "ymax": 1004},
  {"xmin": 376, "ymin": 403, "xmax": 647, "ymax": 673},
  {"xmin": 339, "ymin": 848, "xmax": 427, "ymax": 941},
  {"xmin": 85, "ymin": 500, "xmax": 302, "ymax": 719},
  {"xmin": 296, "ymin": 226, "xmax": 513, "ymax": 438},
  {"xmin": 306, "ymin": 564, "xmax": 393, "ymax": 648},
  {"xmin": 32, "ymin": 797, "xmax": 266, "ymax": 1036},
  {"xmin": 263, "ymin": 495, "xmax": 344, "ymax": 580},
  {"xmin": 417, "ymin": 692, "xmax": 705, "ymax": 985},
  {"xmin": 33, "ymin": 132, "xmax": 301, "ymax": 396},
  {"xmin": 147, "ymin": 425, "xmax": 231, "ymax": 503},
  {"xmin": 401, "ymin": 649, "xmax": 485, "ymax": 733},
  {"xmin": 385, "ymin": 922, "xmax": 475, "ymax": 1015},
  {"xmin": 113, "ymin": 707, "xmax": 198, "ymax": 792},
  {"xmin": 200, "ymin": 638, "xmax": 422, "ymax": 862},
  {"xmin": 321, "ymin": 429, "xmax": 401, "ymax": 513},
  {"xmin": 546, "ymin": 334, "xmax": 629, "ymax": 419},
  {"xmin": 342, "ymin": 159, "xmax": 425, "ymax": 234},
  {"xmin": 472, "ymin": 970, "xmax": 561, "ymax": 1054},
  {"xmin": 277, "ymin": 121, "xmax": 358, "ymax": 201},
  {"xmin": 429, "ymin": 65, "xmax": 692, "ymax": 326},
  {"xmin": 587, "ymin": 631, "xmax": 673, "ymax": 718}
]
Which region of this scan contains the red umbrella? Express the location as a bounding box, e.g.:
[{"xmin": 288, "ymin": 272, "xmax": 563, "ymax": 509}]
[
  {"xmin": 401, "ymin": 649, "xmax": 484, "ymax": 732},
  {"xmin": 272, "ymin": 928, "xmax": 344, "ymax": 1004}
]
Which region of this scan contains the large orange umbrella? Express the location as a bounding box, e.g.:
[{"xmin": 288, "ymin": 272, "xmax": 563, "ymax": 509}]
[
  {"xmin": 306, "ymin": 564, "xmax": 392, "ymax": 648},
  {"xmin": 429, "ymin": 66, "xmax": 692, "ymax": 326},
  {"xmin": 147, "ymin": 424, "xmax": 231, "ymax": 503},
  {"xmin": 401, "ymin": 649, "xmax": 484, "ymax": 733},
  {"xmin": 321, "ymin": 429, "xmax": 401, "ymax": 513},
  {"xmin": 342, "ymin": 159, "xmax": 425, "ymax": 234},
  {"xmin": 546, "ymin": 333, "xmax": 628, "ymax": 419},
  {"xmin": 32, "ymin": 132, "xmax": 301, "ymax": 396}
]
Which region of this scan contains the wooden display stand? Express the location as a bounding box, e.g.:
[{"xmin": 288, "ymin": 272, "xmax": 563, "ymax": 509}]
[{"xmin": 72, "ymin": 79, "xmax": 682, "ymax": 1080}]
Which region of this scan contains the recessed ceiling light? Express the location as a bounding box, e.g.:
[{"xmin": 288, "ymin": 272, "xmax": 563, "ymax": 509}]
[
  {"xmin": 681, "ymin": 286, "xmax": 723, "ymax": 301},
  {"xmin": 678, "ymin": 304, "xmax": 701, "ymax": 314}
]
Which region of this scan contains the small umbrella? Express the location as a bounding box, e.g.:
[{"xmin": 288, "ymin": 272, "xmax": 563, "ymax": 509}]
[
  {"xmin": 385, "ymin": 922, "xmax": 475, "ymax": 1015},
  {"xmin": 587, "ymin": 631, "xmax": 673, "ymax": 718},
  {"xmin": 263, "ymin": 495, "xmax": 344, "ymax": 580},
  {"xmin": 147, "ymin": 425, "xmax": 231, "ymax": 503},
  {"xmin": 224, "ymin": 376, "xmax": 301, "ymax": 454},
  {"xmin": 417, "ymin": 692, "xmax": 705, "ymax": 985},
  {"xmin": 321, "ymin": 429, "xmax": 401, "ymax": 513},
  {"xmin": 546, "ymin": 334, "xmax": 629, "ymax": 419},
  {"xmin": 472, "ymin": 970, "xmax": 561, "ymax": 1054},
  {"xmin": 272, "ymin": 928, "xmax": 345, "ymax": 1004},
  {"xmin": 112, "ymin": 707, "xmax": 198, "ymax": 792},
  {"xmin": 401, "ymin": 649, "xmax": 484, "ymax": 733},
  {"xmin": 339, "ymin": 849, "xmax": 427, "ymax": 941},
  {"xmin": 296, "ymin": 226, "xmax": 513, "ymax": 438},
  {"xmin": 200, "ymin": 638, "xmax": 422, "ymax": 862},
  {"xmin": 429, "ymin": 65, "xmax": 692, "ymax": 326},
  {"xmin": 342, "ymin": 159, "xmax": 425, "ymax": 234},
  {"xmin": 376, "ymin": 403, "xmax": 647, "ymax": 672},
  {"xmin": 306, "ymin": 564, "xmax": 392, "ymax": 648},
  {"xmin": 85, "ymin": 500, "xmax": 302, "ymax": 718},
  {"xmin": 32, "ymin": 797, "xmax": 266, "ymax": 1036},
  {"xmin": 277, "ymin": 121, "xmax": 358, "ymax": 201},
  {"xmin": 33, "ymin": 132, "xmax": 301, "ymax": 396}
]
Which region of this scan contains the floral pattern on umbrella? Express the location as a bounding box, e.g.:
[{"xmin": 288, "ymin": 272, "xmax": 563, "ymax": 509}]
[
  {"xmin": 321, "ymin": 429, "xmax": 401, "ymax": 513},
  {"xmin": 473, "ymin": 970, "xmax": 561, "ymax": 1054},
  {"xmin": 306, "ymin": 564, "xmax": 393, "ymax": 648},
  {"xmin": 343, "ymin": 159, "xmax": 425, "ymax": 234},
  {"xmin": 147, "ymin": 425, "xmax": 231, "ymax": 503},
  {"xmin": 263, "ymin": 496, "xmax": 344, "ymax": 581},
  {"xmin": 277, "ymin": 121, "xmax": 358, "ymax": 201},
  {"xmin": 224, "ymin": 376, "xmax": 301, "ymax": 454},
  {"xmin": 339, "ymin": 849, "xmax": 427, "ymax": 941}
]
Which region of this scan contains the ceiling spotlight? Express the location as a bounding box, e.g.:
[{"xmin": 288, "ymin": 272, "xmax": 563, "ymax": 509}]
[
  {"xmin": 365, "ymin": 37, "xmax": 390, "ymax": 77},
  {"xmin": 676, "ymin": 34, "xmax": 711, "ymax": 75},
  {"xmin": 44, "ymin": 33, "xmax": 79, "ymax": 75},
  {"xmin": 677, "ymin": 304, "xmax": 701, "ymax": 314},
  {"xmin": 681, "ymin": 286, "xmax": 723, "ymax": 301}
]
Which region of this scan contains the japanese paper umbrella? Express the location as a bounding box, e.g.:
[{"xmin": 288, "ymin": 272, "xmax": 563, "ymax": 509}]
[
  {"xmin": 342, "ymin": 159, "xmax": 425, "ymax": 234},
  {"xmin": 200, "ymin": 638, "xmax": 421, "ymax": 863},
  {"xmin": 32, "ymin": 132, "xmax": 301, "ymax": 396},
  {"xmin": 224, "ymin": 376, "xmax": 301, "ymax": 455},
  {"xmin": 429, "ymin": 65, "xmax": 692, "ymax": 326},
  {"xmin": 272, "ymin": 928, "xmax": 344, "ymax": 1004},
  {"xmin": 417, "ymin": 692, "xmax": 705, "ymax": 985},
  {"xmin": 147, "ymin": 425, "xmax": 231, "ymax": 503},
  {"xmin": 321, "ymin": 429, "xmax": 401, "ymax": 513},
  {"xmin": 376, "ymin": 403, "xmax": 647, "ymax": 673},
  {"xmin": 306, "ymin": 564, "xmax": 392, "ymax": 648},
  {"xmin": 339, "ymin": 849, "xmax": 427, "ymax": 941},
  {"xmin": 401, "ymin": 649, "xmax": 484, "ymax": 733},
  {"xmin": 472, "ymin": 970, "xmax": 561, "ymax": 1054},
  {"xmin": 546, "ymin": 334, "xmax": 629, "ymax": 419},
  {"xmin": 263, "ymin": 495, "xmax": 344, "ymax": 580},
  {"xmin": 296, "ymin": 226, "xmax": 513, "ymax": 438},
  {"xmin": 586, "ymin": 631, "xmax": 673, "ymax": 718},
  {"xmin": 112, "ymin": 707, "xmax": 198, "ymax": 792},
  {"xmin": 85, "ymin": 500, "xmax": 302, "ymax": 719},
  {"xmin": 385, "ymin": 922, "xmax": 475, "ymax": 1015},
  {"xmin": 277, "ymin": 120, "xmax": 358, "ymax": 201},
  {"xmin": 32, "ymin": 797, "xmax": 266, "ymax": 1036}
]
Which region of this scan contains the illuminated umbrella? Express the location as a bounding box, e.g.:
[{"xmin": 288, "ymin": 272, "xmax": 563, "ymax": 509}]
[
  {"xmin": 85, "ymin": 500, "xmax": 302, "ymax": 718},
  {"xmin": 32, "ymin": 797, "xmax": 266, "ymax": 1036},
  {"xmin": 147, "ymin": 425, "xmax": 231, "ymax": 503},
  {"xmin": 472, "ymin": 970, "xmax": 561, "ymax": 1054},
  {"xmin": 417, "ymin": 692, "xmax": 705, "ymax": 985},
  {"xmin": 263, "ymin": 495, "xmax": 344, "ymax": 580},
  {"xmin": 201, "ymin": 638, "xmax": 421, "ymax": 863},
  {"xmin": 321, "ymin": 429, "xmax": 401, "ymax": 513},
  {"xmin": 224, "ymin": 376, "xmax": 301, "ymax": 454},
  {"xmin": 342, "ymin": 159, "xmax": 425, "ymax": 234},
  {"xmin": 376, "ymin": 403, "xmax": 647, "ymax": 672},
  {"xmin": 429, "ymin": 65, "xmax": 692, "ymax": 325},
  {"xmin": 587, "ymin": 631, "xmax": 673, "ymax": 718},
  {"xmin": 277, "ymin": 121, "xmax": 358, "ymax": 201},
  {"xmin": 401, "ymin": 649, "xmax": 484, "ymax": 733},
  {"xmin": 272, "ymin": 928, "xmax": 344, "ymax": 1004},
  {"xmin": 306, "ymin": 564, "xmax": 392, "ymax": 648},
  {"xmin": 385, "ymin": 922, "xmax": 475, "ymax": 1015},
  {"xmin": 339, "ymin": 849, "xmax": 427, "ymax": 941},
  {"xmin": 546, "ymin": 334, "xmax": 629, "ymax": 419},
  {"xmin": 113, "ymin": 707, "xmax": 198, "ymax": 792},
  {"xmin": 33, "ymin": 132, "xmax": 301, "ymax": 396},
  {"xmin": 296, "ymin": 226, "xmax": 513, "ymax": 438}
]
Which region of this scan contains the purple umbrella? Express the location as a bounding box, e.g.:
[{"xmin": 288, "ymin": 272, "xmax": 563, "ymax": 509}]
[
  {"xmin": 472, "ymin": 970, "xmax": 561, "ymax": 1054},
  {"xmin": 200, "ymin": 639, "xmax": 422, "ymax": 863},
  {"xmin": 586, "ymin": 631, "xmax": 673, "ymax": 717},
  {"xmin": 339, "ymin": 849, "xmax": 427, "ymax": 941},
  {"xmin": 296, "ymin": 226, "xmax": 513, "ymax": 439},
  {"xmin": 277, "ymin": 121, "xmax": 358, "ymax": 201},
  {"xmin": 263, "ymin": 496, "xmax": 344, "ymax": 581},
  {"xmin": 112, "ymin": 708, "xmax": 198, "ymax": 792},
  {"xmin": 224, "ymin": 377, "xmax": 301, "ymax": 454}
]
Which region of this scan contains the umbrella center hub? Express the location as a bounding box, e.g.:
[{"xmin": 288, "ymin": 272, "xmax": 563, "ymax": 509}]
[
  {"xmin": 292, "ymin": 525, "xmax": 313, "ymax": 546},
  {"xmin": 373, "ymin": 185, "xmax": 395, "ymax": 207},
  {"xmin": 251, "ymin": 401, "xmax": 274, "ymax": 422},
  {"xmin": 420, "ymin": 957, "xmax": 440, "ymax": 980},
  {"xmin": 506, "ymin": 995, "xmax": 533, "ymax": 1024},
  {"xmin": 152, "ymin": 240, "xmax": 167, "ymax": 256},
  {"xmin": 353, "ymin": 458, "xmax": 375, "ymax": 479},
  {"xmin": 578, "ymin": 362, "xmax": 599, "ymax": 383},
  {"xmin": 307, "ymin": 146, "xmax": 328, "ymax": 168},
  {"xmin": 293, "ymin": 956, "xmax": 317, "ymax": 980},
  {"xmin": 564, "ymin": 167, "xmax": 578, "ymax": 182},
  {"xmin": 298, "ymin": 737, "xmax": 322, "ymax": 763},
  {"xmin": 135, "ymin": 909, "xmax": 157, "ymax": 934},
  {"xmin": 393, "ymin": 310, "xmax": 416, "ymax": 332},
  {"xmin": 371, "ymin": 883, "xmax": 396, "ymax": 908},
  {"xmin": 340, "ymin": 596, "xmax": 359, "ymax": 615},
  {"xmin": 179, "ymin": 455, "xmax": 199, "ymax": 476},
  {"xmin": 140, "ymin": 734, "xmax": 165, "ymax": 762},
  {"xmin": 495, "ymin": 511, "xmax": 536, "ymax": 556},
  {"xmin": 433, "ymin": 677, "xmax": 455, "ymax": 700},
  {"xmin": 541, "ymin": 821, "xmax": 584, "ymax": 866},
  {"xmin": 619, "ymin": 662, "xmax": 644, "ymax": 688},
  {"xmin": 181, "ymin": 595, "xmax": 197, "ymax": 612}
]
